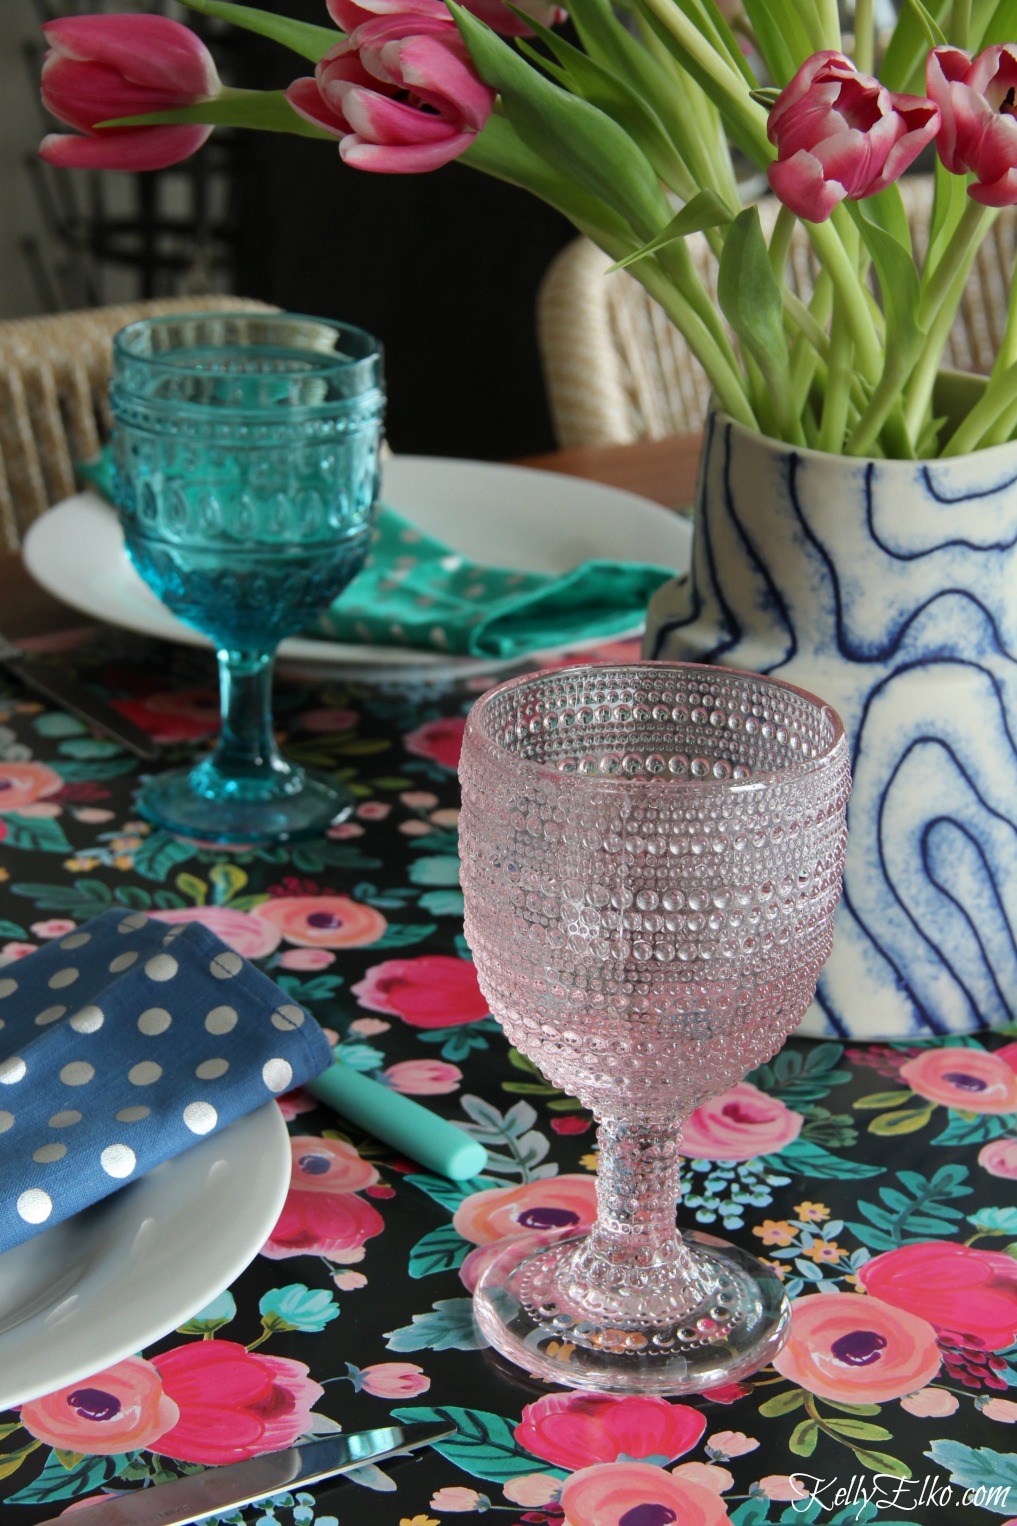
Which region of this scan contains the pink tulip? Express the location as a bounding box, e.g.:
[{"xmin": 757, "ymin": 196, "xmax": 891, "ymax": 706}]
[
  {"xmin": 766, "ymin": 51, "xmax": 940, "ymax": 221},
  {"xmin": 286, "ymin": 0, "xmax": 494, "ymax": 173},
  {"xmin": 328, "ymin": 0, "xmax": 566, "ymax": 38},
  {"xmin": 39, "ymin": 14, "xmax": 219, "ymax": 172},
  {"xmin": 928, "ymin": 44, "xmax": 1017, "ymax": 205}
]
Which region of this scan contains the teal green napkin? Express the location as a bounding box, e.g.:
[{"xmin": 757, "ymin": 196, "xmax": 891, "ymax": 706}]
[{"xmin": 79, "ymin": 451, "xmax": 670, "ymax": 660}]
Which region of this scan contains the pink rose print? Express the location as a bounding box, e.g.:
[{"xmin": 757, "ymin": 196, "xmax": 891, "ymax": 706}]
[
  {"xmin": 979, "ymin": 1138, "xmax": 1017, "ymax": 1178},
  {"xmin": 275, "ymin": 1088, "xmax": 317, "ymax": 1121},
  {"xmin": 254, "ymin": 894, "xmax": 387, "ymax": 948},
  {"xmin": 899, "ymin": 1046, "xmax": 1017, "ymax": 1113},
  {"xmin": 430, "ymin": 1486, "xmax": 488, "ymax": 1510},
  {"xmin": 20, "ymin": 1355, "xmax": 179, "ymax": 1454},
  {"xmin": 110, "ymin": 688, "xmax": 218, "ymax": 743},
  {"xmin": 404, "ymin": 715, "xmax": 466, "ymax": 769},
  {"xmin": 983, "ymin": 1397, "xmax": 1017, "ymax": 1422},
  {"xmin": 29, "ymin": 919, "xmax": 77, "ymax": 939},
  {"xmin": 561, "ymin": 1461, "xmax": 732, "ymax": 1526},
  {"xmin": 150, "ymin": 905, "xmax": 281, "ymax": 959},
  {"xmin": 0, "ymin": 761, "xmax": 62, "ymax": 812},
  {"xmin": 300, "ymin": 707, "xmax": 358, "ymax": 732},
  {"xmin": 502, "ymin": 1473, "xmax": 562, "ymax": 1506},
  {"xmin": 277, "ymin": 947, "xmax": 336, "ymax": 971},
  {"xmin": 359, "ymin": 1362, "xmax": 430, "ymax": 1397},
  {"xmin": 672, "ymin": 1461, "xmax": 734, "ymax": 1494},
  {"xmin": 997, "ymin": 1041, "xmax": 1017, "ymax": 1071},
  {"xmin": 152, "ymin": 1340, "xmax": 323, "ymax": 1464},
  {"xmin": 772, "ymin": 1291, "xmax": 941, "ymax": 1403},
  {"xmin": 551, "ymin": 1114, "xmax": 592, "ymax": 1135},
  {"xmin": 453, "ymin": 1173, "xmax": 598, "ymax": 1246},
  {"xmin": 352, "ymin": 954, "xmax": 489, "ymax": 1028},
  {"xmin": 261, "ymin": 1135, "xmax": 385, "ymax": 1262},
  {"xmin": 756, "ymin": 1475, "xmax": 810, "ymax": 1501},
  {"xmin": 383, "ymin": 1058, "xmax": 462, "ymax": 1094},
  {"xmin": 678, "ymin": 1082, "xmax": 803, "ymax": 1160},
  {"xmin": 707, "ymin": 1429, "xmax": 759, "ymax": 1458},
  {"xmin": 515, "ymin": 1390, "xmax": 706, "ymax": 1471},
  {"xmin": 858, "ymin": 1239, "xmax": 1017, "ymax": 1349}
]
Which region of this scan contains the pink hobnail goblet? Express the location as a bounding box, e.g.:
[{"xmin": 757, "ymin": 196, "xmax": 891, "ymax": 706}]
[{"xmin": 458, "ymin": 661, "xmax": 851, "ymax": 1394}]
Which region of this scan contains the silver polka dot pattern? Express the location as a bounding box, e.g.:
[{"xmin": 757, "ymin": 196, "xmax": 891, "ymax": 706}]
[
  {"xmin": 116, "ymin": 1105, "xmax": 150, "ymax": 1122},
  {"xmin": 205, "ymin": 1005, "xmax": 238, "ymax": 1035},
  {"xmin": 35, "ymin": 1005, "xmax": 66, "ymax": 1026},
  {"xmin": 196, "ymin": 1058, "xmax": 229, "ymax": 1080},
  {"xmin": 128, "ymin": 1061, "xmax": 163, "ymax": 1087},
  {"xmin": 0, "ymin": 1057, "xmax": 26, "ymax": 1085},
  {"xmin": 210, "ymin": 951, "xmax": 242, "ymax": 980},
  {"xmin": 69, "ymin": 1005, "xmax": 104, "ymax": 1035},
  {"xmin": 18, "ymin": 1188, "xmax": 52, "ymax": 1224},
  {"xmin": 109, "ymin": 951, "xmax": 138, "ymax": 973},
  {"xmin": 101, "ymin": 1144, "xmax": 136, "ymax": 1178},
  {"xmin": 49, "ymin": 1110, "xmax": 81, "ymax": 1128},
  {"xmin": 138, "ymin": 1007, "xmax": 172, "ymax": 1037},
  {"xmin": 33, "ymin": 1142, "xmax": 66, "ymax": 1164},
  {"xmin": 118, "ymin": 913, "xmax": 147, "ymax": 933},
  {"xmin": 271, "ymin": 1004, "xmax": 305, "ymax": 1032},
  {"xmin": 144, "ymin": 953, "xmax": 178, "ymax": 983},
  {"xmin": 183, "ymin": 1101, "xmax": 217, "ymax": 1134},
  {"xmin": 0, "ymin": 978, "xmax": 17, "ymax": 999},
  {"xmin": 0, "ymin": 1111, "xmax": 13, "ymax": 1133},
  {"xmin": 60, "ymin": 1061, "xmax": 95, "ymax": 1086},
  {"xmin": 60, "ymin": 932, "xmax": 91, "ymax": 949},
  {"xmin": 262, "ymin": 1058, "xmax": 293, "ymax": 1093},
  {"xmin": 48, "ymin": 967, "xmax": 79, "ymax": 990}
]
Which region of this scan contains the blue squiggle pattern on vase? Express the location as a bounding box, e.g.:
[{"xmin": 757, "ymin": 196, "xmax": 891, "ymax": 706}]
[{"xmin": 644, "ymin": 418, "xmax": 1017, "ymax": 1039}]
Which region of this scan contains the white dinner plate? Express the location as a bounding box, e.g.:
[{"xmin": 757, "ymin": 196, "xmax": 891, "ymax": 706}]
[
  {"xmin": 23, "ymin": 456, "xmax": 691, "ymax": 678},
  {"xmin": 0, "ymin": 1101, "xmax": 290, "ymax": 1411}
]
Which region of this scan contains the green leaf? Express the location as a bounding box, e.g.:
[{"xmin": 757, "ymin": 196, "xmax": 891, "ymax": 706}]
[
  {"xmin": 717, "ymin": 206, "xmax": 794, "ymax": 437},
  {"xmin": 104, "ymin": 87, "xmax": 335, "ymax": 139},
  {"xmin": 903, "ymin": 0, "xmax": 949, "ymax": 46},
  {"xmin": 3, "ymin": 813, "xmax": 71, "ymax": 855},
  {"xmin": 740, "ymin": 0, "xmax": 813, "ymax": 84},
  {"xmin": 209, "ymin": 862, "xmax": 249, "ymax": 904},
  {"xmin": 853, "ymin": 1090, "xmax": 916, "ymax": 1110},
  {"xmin": 851, "ymin": 1448, "xmax": 911, "ymax": 1478},
  {"xmin": 0, "ymin": 1445, "xmax": 39, "ymax": 1483},
  {"xmin": 881, "ymin": 0, "xmax": 949, "ymax": 90},
  {"xmin": 823, "ymin": 1418, "xmax": 893, "ymax": 1442},
  {"xmin": 0, "ymin": 920, "xmax": 26, "ymax": 939},
  {"xmin": 384, "ymin": 1299, "xmax": 488, "ymax": 1352},
  {"xmin": 8, "ymin": 1452, "xmax": 132, "ymax": 1504},
  {"xmin": 609, "ymin": 190, "xmax": 732, "ymax": 271},
  {"xmin": 821, "ymin": 1400, "xmax": 883, "ymax": 1416},
  {"xmin": 789, "ymin": 1417, "xmax": 819, "ymax": 1456},
  {"xmin": 452, "ymin": 3, "xmax": 669, "ymax": 240},
  {"xmin": 758, "ymin": 1387, "xmax": 806, "ymax": 1417},
  {"xmin": 131, "ymin": 833, "xmax": 197, "ymax": 883},
  {"xmin": 767, "ymin": 1137, "xmax": 883, "ymax": 1179},
  {"xmin": 408, "ymin": 1223, "xmax": 470, "ymax": 1279},
  {"xmin": 391, "ymin": 1405, "xmax": 565, "ymax": 1485},
  {"xmin": 869, "ymin": 1105, "xmax": 935, "ymax": 1135},
  {"xmin": 10, "ymin": 879, "xmax": 112, "ymax": 916},
  {"xmin": 177, "ymin": 0, "xmax": 340, "ymax": 61},
  {"xmin": 175, "ymin": 873, "xmax": 207, "ymax": 907},
  {"xmin": 371, "ymin": 922, "xmax": 437, "ymax": 948}
]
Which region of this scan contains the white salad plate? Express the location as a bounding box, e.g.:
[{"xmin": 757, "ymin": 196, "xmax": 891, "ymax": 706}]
[
  {"xmin": 0, "ymin": 1101, "xmax": 290, "ymax": 1411},
  {"xmin": 22, "ymin": 455, "xmax": 691, "ymax": 678}
]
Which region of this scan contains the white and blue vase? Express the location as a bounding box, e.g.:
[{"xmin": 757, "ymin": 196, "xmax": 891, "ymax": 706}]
[{"xmin": 643, "ymin": 403, "xmax": 1017, "ymax": 1041}]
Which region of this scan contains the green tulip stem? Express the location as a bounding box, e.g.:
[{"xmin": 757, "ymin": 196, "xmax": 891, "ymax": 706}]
[
  {"xmin": 806, "ymin": 219, "xmax": 883, "ymax": 383},
  {"xmin": 942, "ymin": 358, "xmax": 1017, "ymax": 454},
  {"xmin": 904, "ymin": 208, "xmax": 993, "ymax": 441},
  {"xmin": 951, "ymin": 0, "xmax": 971, "ymax": 48},
  {"xmin": 917, "ymin": 199, "xmax": 994, "ymax": 336},
  {"xmin": 817, "ymin": 305, "xmax": 853, "ymax": 453},
  {"xmin": 853, "ymin": 0, "xmax": 875, "ymax": 75}
]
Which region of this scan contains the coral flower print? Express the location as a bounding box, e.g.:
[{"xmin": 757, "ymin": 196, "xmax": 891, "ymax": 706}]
[
  {"xmin": 150, "ymin": 905, "xmax": 282, "ymax": 958},
  {"xmin": 454, "ymin": 1173, "xmax": 598, "ymax": 1246},
  {"xmin": 352, "ymin": 954, "xmax": 489, "ymax": 1027},
  {"xmin": 20, "ymin": 1355, "xmax": 178, "ymax": 1454},
  {"xmin": 403, "ymin": 715, "xmax": 467, "ymax": 769},
  {"xmin": 766, "ymin": 51, "xmax": 940, "ymax": 221},
  {"xmin": 928, "ymin": 44, "xmax": 1017, "ymax": 205},
  {"xmin": 515, "ymin": 1389, "xmax": 706, "ymax": 1470},
  {"xmin": 677, "ymin": 1082, "xmax": 803, "ymax": 1160},
  {"xmin": 899, "ymin": 1046, "xmax": 1017, "ymax": 1113},
  {"xmin": 773, "ymin": 1291, "xmax": 941, "ymax": 1402},
  {"xmin": 358, "ymin": 1361, "xmax": 430, "ymax": 1397},
  {"xmin": 152, "ymin": 1340, "xmax": 323, "ymax": 1464},
  {"xmin": 858, "ymin": 1240, "xmax": 1017, "ymax": 1348},
  {"xmin": 253, "ymin": 894, "xmax": 387, "ymax": 948},
  {"xmin": 0, "ymin": 762, "xmax": 62, "ymax": 812},
  {"xmin": 979, "ymin": 1137, "xmax": 1017, "ymax": 1178},
  {"xmin": 561, "ymin": 1461, "xmax": 731, "ymax": 1526},
  {"xmin": 262, "ymin": 1135, "xmax": 385, "ymax": 1262}
]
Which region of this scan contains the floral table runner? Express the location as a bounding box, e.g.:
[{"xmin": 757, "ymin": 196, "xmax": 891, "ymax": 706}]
[{"xmin": 0, "ymin": 633, "xmax": 1015, "ymax": 1526}]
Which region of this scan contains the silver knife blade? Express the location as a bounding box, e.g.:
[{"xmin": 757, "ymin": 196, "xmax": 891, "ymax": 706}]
[
  {"xmin": 34, "ymin": 1421, "xmax": 456, "ymax": 1526},
  {"xmin": 0, "ymin": 633, "xmax": 160, "ymax": 760}
]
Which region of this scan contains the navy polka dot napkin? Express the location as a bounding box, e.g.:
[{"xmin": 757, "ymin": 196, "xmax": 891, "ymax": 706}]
[{"xmin": 0, "ymin": 910, "xmax": 332, "ymax": 1254}]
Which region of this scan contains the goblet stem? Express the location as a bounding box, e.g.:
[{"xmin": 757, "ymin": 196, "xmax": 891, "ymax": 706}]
[
  {"xmin": 210, "ymin": 649, "xmax": 287, "ymax": 788},
  {"xmin": 564, "ymin": 1119, "xmax": 717, "ymax": 1325}
]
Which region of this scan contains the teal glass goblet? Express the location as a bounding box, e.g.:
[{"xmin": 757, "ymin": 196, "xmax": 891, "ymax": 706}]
[{"xmin": 110, "ymin": 312, "xmax": 384, "ymax": 845}]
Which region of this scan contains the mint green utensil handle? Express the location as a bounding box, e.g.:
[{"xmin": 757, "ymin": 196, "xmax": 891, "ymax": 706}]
[{"xmin": 306, "ymin": 1059, "xmax": 487, "ymax": 1181}]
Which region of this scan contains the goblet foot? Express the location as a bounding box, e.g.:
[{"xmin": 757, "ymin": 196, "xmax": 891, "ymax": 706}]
[
  {"xmin": 472, "ymin": 1227, "xmax": 789, "ymax": 1395},
  {"xmin": 135, "ymin": 760, "xmax": 352, "ymax": 845}
]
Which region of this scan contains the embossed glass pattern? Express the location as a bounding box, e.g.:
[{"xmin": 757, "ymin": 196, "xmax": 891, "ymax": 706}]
[
  {"xmin": 459, "ymin": 661, "xmax": 851, "ymax": 1393},
  {"xmin": 110, "ymin": 313, "xmax": 384, "ymax": 844}
]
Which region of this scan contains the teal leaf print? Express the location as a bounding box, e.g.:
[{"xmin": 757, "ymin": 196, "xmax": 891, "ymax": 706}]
[
  {"xmin": 417, "ymin": 890, "xmax": 465, "ymax": 916},
  {"xmin": 50, "ymin": 758, "xmax": 136, "ymax": 781},
  {"xmin": 932, "ymin": 1111, "xmax": 1014, "ymax": 1148},
  {"xmin": 7, "ymin": 1451, "xmax": 134, "ymax": 1504},
  {"xmin": 968, "ymin": 1206, "xmax": 1017, "ymax": 1238},
  {"xmin": 846, "ymin": 1165, "xmax": 971, "ymax": 1251},
  {"xmin": 390, "ymin": 1404, "xmax": 565, "ymax": 1484},
  {"xmin": 3, "ymin": 813, "xmax": 71, "ymax": 854},
  {"xmin": 384, "ymin": 1297, "xmax": 487, "ymax": 1351},
  {"xmin": 748, "ymin": 1042, "xmax": 850, "ymax": 1105},
  {"xmin": 408, "ymin": 1221, "xmax": 470, "ymax": 1278},
  {"xmin": 459, "ymin": 1095, "xmax": 553, "ymax": 1180},
  {"xmin": 368, "ymin": 922, "xmax": 437, "ymax": 948},
  {"xmin": 419, "ymin": 1021, "xmax": 498, "ymax": 1063},
  {"xmin": 131, "ymin": 833, "xmax": 199, "ymax": 882},
  {"xmin": 11, "ymin": 880, "xmax": 113, "ymax": 916},
  {"xmin": 926, "ymin": 1439, "xmax": 1017, "ymax": 1512},
  {"xmin": 405, "ymin": 1172, "xmax": 481, "ymax": 1213},
  {"xmin": 764, "ymin": 1137, "xmax": 883, "ymax": 1179},
  {"xmin": 0, "ymin": 920, "xmax": 26, "ymax": 939}
]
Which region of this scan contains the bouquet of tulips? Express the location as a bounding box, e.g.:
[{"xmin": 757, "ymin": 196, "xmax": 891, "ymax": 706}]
[{"xmin": 36, "ymin": 0, "xmax": 1017, "ymax": 459}]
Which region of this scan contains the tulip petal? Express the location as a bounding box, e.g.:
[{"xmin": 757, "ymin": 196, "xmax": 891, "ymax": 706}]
[
  {"xmin": 42, "ymin": 15, "xmax": 219, "ymax": 98},
  {"xmin": 767, "ymin": 150, "xmax": 847, "ymax": 221},
  {"xmin": 342, "ymin": 84, "xmax": 460, "ymax": 144},
  {"xmin": 38, "ymin": 124, "xmax": 212, "ymax": 172},
  {"xmin": 285, "ymin": 76, "xmax": 349, "ymax": 137},
  {"xmin": 340, "ymin": 132, "xmax": 476, "ymax": 170}
]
